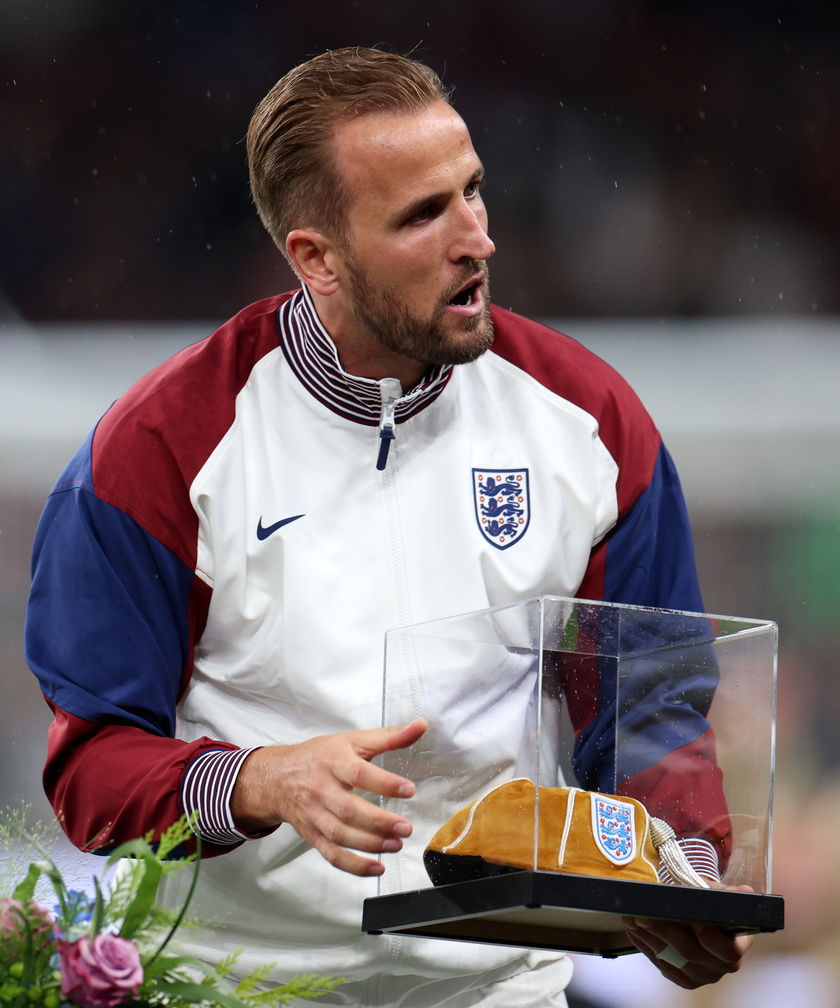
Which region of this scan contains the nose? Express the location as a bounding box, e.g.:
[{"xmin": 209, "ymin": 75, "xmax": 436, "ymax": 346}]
[{"xmin": 449, "ymin": 201, "xmax": 495, "ymax": 263}]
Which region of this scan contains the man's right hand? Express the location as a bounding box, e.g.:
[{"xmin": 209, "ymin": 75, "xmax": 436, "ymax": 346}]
[{"xmin": 229, "ymin": 718, "xmax": 428, "ymax": 877}]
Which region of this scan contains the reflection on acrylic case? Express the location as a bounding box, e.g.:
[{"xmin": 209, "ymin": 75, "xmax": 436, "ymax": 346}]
[{"xmin": 363, "ymin": 597, "xmax": 783, "ymax": 955}]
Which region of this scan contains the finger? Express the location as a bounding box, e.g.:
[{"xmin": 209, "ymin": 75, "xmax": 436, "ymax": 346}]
[
  {"xmin": 655, "ymin": 945, "xmax": 690, "ymax": 969},
  {"xmin": 622, "ymin": 924, "xmax": 701, "ymax": 990},
  {"xmin": 319, "ymin": 784, "xmax": 414, "ymax": 840},
  {"xmin": 350, "ymin": 718, "xmax": 428, "ymax": 761},
  {"xmin": 301, "ymin": 800, "xmax": 415, "ymax": 878},
  {"xmin": 339, "ymin": 755, "xmax": 419, "ymax": 801},
  {"xmin": 622, "ymin": 919, "xmax": 660, "ymax": 960},
  {"xmin": 307, "ymin": 831, "xmax": 389, "ymax": 878},
  {"xmin": 304, "ymin": 806, "xmax": 407, "ymax": 856},
  {"xmin": 291, "ymin": 801, "xmax": 395, "ymax": 877},
  {"xmin": 693, "ymin": 922, "xmax": 754, "ymax": 963},
  {"xmin": 322, "ymin": 818, "xmax": 408, "ymax": 856},
  {"xmin": 652, "ymin": 919, "xmax": 748, "ymax": 969},
  {"xmin": 338, "ymin": 719, "xmax": 428, "ymax": 799},
  {"xmin": 623, "ymin": 918, "xmax": 702, "ymax": 958},
  {"xmin": 623, "ymin": 918, "xmax": 745, "ymax": 989},
  {"xmin": 623, "ymin": 919, "xmax": 706, "ymax": 970}
]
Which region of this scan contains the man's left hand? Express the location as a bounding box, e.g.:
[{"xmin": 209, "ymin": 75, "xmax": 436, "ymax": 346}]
[{"xmin": 622, "ymin": 884, "xmax": 754, "ymax": 990}]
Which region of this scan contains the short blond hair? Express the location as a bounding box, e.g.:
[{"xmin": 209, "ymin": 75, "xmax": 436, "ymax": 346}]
[{"xmin": 247, "ymin": 47, "xmax": 451, "ymax": 253}]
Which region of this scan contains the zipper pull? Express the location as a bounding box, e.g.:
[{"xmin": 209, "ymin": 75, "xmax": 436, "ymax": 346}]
[{"xmin": 377, "ymin": 378, "xmax": 402, "ymax": 471}]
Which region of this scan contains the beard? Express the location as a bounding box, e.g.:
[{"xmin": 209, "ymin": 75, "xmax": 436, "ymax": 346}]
[{"xmin": 345, "ymin": 257, "xmax": 495, "ymax": 369}]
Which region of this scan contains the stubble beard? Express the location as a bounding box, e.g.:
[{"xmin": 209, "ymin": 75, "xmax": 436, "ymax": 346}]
[{"xmin": 346, "ymin": 258, "xmax": 495, "ymax": 370}]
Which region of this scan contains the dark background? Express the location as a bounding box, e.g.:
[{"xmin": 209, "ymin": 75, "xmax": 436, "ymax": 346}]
[
  {"xmin": 3, "ymin": 0, "xmax": 839, "ymax": 322},
  {"xmin": 3, "ymin": 5, "xmax": 840, "ymax": 1004}
]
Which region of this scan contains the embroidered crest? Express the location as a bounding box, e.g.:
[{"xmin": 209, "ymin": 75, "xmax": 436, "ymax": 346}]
[
  {"xmin": 592, "ymin": 795, "xmax": 637, "ymax": 866},
  {"xmin": 472, "ymin": 469, "xmax": 530, "ymax": 550}
]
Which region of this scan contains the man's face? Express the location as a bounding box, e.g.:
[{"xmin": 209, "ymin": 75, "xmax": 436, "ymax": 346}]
[{"xmin": 328, "ymin": 101, "xmax": 496, "ymax": 374}]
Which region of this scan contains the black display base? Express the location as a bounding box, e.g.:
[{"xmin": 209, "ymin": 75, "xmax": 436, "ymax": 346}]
[{"xmin": 362, "ymin": 871, "xmax": 785, "ymax": 958}]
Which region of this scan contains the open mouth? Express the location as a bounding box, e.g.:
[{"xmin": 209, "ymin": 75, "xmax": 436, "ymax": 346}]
[{"xmin": 448, "ymin": 280, "xmax": 480, "ymax": 307}]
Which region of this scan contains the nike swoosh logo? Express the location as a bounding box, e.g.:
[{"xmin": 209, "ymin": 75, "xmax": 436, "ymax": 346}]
[{"xmin": 256, "ymin": 514, "xmax": 305, "ymax": 540}]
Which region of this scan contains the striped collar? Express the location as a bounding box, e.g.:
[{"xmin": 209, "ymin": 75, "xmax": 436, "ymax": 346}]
[{"xmin": 278, "ymin": 287, "xmax": 453, "ymax": 428}]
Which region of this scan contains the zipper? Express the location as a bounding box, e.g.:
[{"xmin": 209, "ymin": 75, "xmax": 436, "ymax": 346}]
[
  {"xmin": 376, "ymin": 378, "xmax": 402, "ymax": 470},
  {"xmin": 373, "ymin": 376, "xmax": 415, "ymax": 977}
]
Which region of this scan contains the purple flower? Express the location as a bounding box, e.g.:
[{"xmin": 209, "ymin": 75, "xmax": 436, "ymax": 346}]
[
  {"xmin": 59, "ymin": 934, "xmax": 143, "ymax": 1008},
  {"xmin": 0, "ymin": 896, "xmax": 54, "ymax": 939}
]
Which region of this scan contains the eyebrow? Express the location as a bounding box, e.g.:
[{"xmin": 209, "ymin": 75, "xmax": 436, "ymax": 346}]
[{"xmin": 394, "ymin": 166, "xmax": 486, "ymax": 224}]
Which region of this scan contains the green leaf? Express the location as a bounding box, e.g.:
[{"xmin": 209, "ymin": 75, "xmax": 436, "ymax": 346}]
[
  {"xmin": 118, "ymin": 857, "xmax": 163, "ymax": 940},
  {"xmin": 234, "ymin": 974, "xmax": 345, "ymax": 1006},
  {"xmin": 156, "ymin": 812, "xmax": 200, "ymax": 860},
  {"xmin": 105, "ymin": 836, "xmax": 157, "ymax": 868},
  {"xmin": 11, "ymin": 862, "xmax": 42, "ymax": 902},
  {"xmin": 152, "ymin": 978, "xmax": 250, "ymax": 1008},
  {"xmin": 7, "ymin": 823, "xmax": 69, "ymax": 919},
  {"xmin": 88, "ymin": 875, "xmax": 105, "ymax": 937},
  {"xmin": 139, "ymin": 952, "xmax": 207, "ymax": 980},
  {"xmin": 145, "ymin": 833, "xmax": 201, "ymax": 965}
]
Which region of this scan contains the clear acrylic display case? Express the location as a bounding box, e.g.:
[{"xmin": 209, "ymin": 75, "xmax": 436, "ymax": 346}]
[{"xmin": 362, "ymin": 596, "xmax": 784, "ymax": 956}]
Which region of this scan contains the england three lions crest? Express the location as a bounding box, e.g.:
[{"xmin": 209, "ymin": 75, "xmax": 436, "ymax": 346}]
[
  {"xmin": 592, "ymin": 795, "xmax": 637, "ymax": 866},
  {"xmin": 472, "ymin": 468, "xmax": 530, "ymax": 550}
]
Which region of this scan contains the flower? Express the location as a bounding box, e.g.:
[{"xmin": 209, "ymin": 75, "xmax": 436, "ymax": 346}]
[
  {"xmin": 59, "ymin": 934, "xmax": 143, "ymax": 1008},
  {"xmin": 1, "ymin": 810, "xmax": 343, "ymax": 1007},
  {"xmin": 0, "ymin": 895, "xmax": 53, "ymax": 938}
]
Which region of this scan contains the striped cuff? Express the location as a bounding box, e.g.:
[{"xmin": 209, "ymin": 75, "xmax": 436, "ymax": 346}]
[
  {"xmin": 181, "ymin": 746, "xmax": 264, "ymax": 846},
  {"xmin": 658, "ymin": 836, "xmax": 721, "ymax": 885}
]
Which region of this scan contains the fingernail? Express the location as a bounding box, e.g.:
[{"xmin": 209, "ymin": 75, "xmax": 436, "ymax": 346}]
[
  {"xmin": 382, "ymin": 838, "xmax": 401, "ymax": 853},
  {"xmin": 393, "ymin": 820, "xmax": 412, "ymax": 837},
  {"xmin": 397, "ymin": 782, "xmax": 415, "ymax": 798}
]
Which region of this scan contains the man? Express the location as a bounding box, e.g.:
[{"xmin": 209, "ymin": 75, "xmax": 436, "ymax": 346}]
[{"xmin": 26, "ymin": 47, "xmax": 751, "ymax": 1006}]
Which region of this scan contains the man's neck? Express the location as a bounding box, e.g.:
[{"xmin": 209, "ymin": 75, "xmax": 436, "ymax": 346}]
[{"xmin": 307, "ymin": 287, "xmax": 428, "ymax": 390}]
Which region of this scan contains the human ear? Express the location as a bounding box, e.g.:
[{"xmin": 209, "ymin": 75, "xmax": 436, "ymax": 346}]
[{"xmin": 285, "ymin": 229, "xmax": 341, "ymax": 296}]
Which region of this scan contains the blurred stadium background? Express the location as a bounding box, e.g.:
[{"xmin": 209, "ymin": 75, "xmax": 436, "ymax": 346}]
[{"xmin": 2, "ymin": 2, "xmax": 839, "ymax": 1005}]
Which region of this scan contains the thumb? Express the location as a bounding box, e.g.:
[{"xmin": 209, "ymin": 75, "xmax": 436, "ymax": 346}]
[{"xmin": 353, "ymin": 718, "xmax": 428, "ymax": 760}]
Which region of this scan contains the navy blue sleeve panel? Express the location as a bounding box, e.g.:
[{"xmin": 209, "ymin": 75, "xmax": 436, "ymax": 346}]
[
  {"xmin": 569, "ymin": 633, "xmax": 720, "ymax": 794},
  {"xmin": 24, "ymin": 438, "xmax": 238, "ymax": 856},
  {"xmin": 601, "ymin": 443, "xmax": 704, "ymax": 612},
  {"xmin": 570, "ymin": 442, "xmax": 708, "ymax": 758},
  {"xmin": 26, "ymin": 438, "xmax": 196, "ymax": 735},
  {"xmin": 23, "ymin": 299, "xmax": 292, "ymax": 857},
  {"xmin": 570, "ymin": 444, "xmax": 731, "ymax": 858}
]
